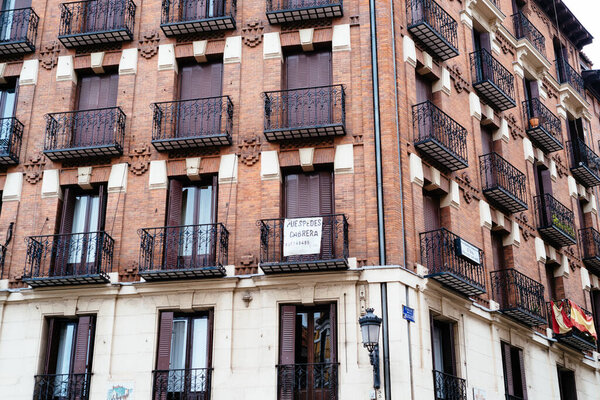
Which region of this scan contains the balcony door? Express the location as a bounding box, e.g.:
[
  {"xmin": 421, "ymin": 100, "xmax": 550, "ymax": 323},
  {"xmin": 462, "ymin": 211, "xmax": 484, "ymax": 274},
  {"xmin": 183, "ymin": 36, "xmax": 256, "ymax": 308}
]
[
  {"xmin": 0, "ymin": 0, "xmax": 30, "ymax": 41},
  {"xmin": 165, "ymin": 178, "xmax": 217, "ymax": 270},
  {"xmin": 279, "ymin": 304, "xmax": 337, "ymax": 400},
  {"xmin": 285, "ymin": 51, "xmax": 332, "ymax": 128},
  {"xmin": 156, "ymin": 312, "xmax": 213, "ymax": 400},
  {"xmin": 557, "ymin": 367, "xmax": 577, "ymax": 400},
  {"xmin": 180, "ymin": 0, "xmax": 221, "ymax": 21},
  {"xmin": 0, "ymin": 81, "xmax": 17, "ymax": 151},
  {"xmin": 431, "ymin": 317, "xmax": 458, "ymax": 400},
  {"xmin": 501, "ymin": 342, "xmax": 527, "ymax": 400},
  {"xmin": 73, "ymin": 73, "xmax": 119, "ymax": 148},
  {"xmin": 84, "ymin": 0, "xmax": 125, "ymax": 33},
  {"xmin": 177, "ymin": 62, "xmax": 223, "ymax": 139}
]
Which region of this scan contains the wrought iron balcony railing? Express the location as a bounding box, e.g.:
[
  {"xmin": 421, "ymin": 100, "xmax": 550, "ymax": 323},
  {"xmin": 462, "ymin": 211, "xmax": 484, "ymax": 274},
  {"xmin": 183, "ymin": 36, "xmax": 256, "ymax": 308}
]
[
  {"xmin": 152, "ymin": 368, "xmax": 212, "ymax": 400},
  {"xmin": 43, "ymin": 107, "xmax": 126, "ymax": 161},
  {"xmin": 58, "ymin": 0, "xmax": 136, "ymax": 48},
  {"xmin": 259, "ymin": 214, "xmax": 348, "ymax": 273},
  {"xmin": 33, "ymin": 373, "xmax": 91, "ymax": 400},
  {"xmin": 420, "ymin": 228, "xmax": 486, "ymax": 297},
  {"xmin": 506, "ymin": 395, "xmax": 524, "ymax": 400},
  {"xmin": 263, "ymin": 84, "xmax": 345, "ymax": 141},
  {"xmin": 480, "ymin": 152, "xmax": 527, "ymax": 214},
  {"xmin": 266, "ymin": 0, "xmax": 343, "ymax": 24},
  {"xmin": 579, "ymin": 227, "xmax": 600, "ymax": 275},
  {"xmin": 277, "ymin": 363, "xmax": 338, "ymax": 400},
  {"xmin": 523, "ymin": 98, "xmax": 563, "ymax": 153},
  {"xmin": 23, "ymin": 231, "xmax": 113, "ymax": 288},
  {"xmin": 0, "ymin": 117, "xmax": 23, "ymax": 165},
  {"xmin": 547, "ymin": 299, "xmax": 597, "ymax": 352},
  {"xmin": 556, "ymin": 59, "xmax": 585, "ymax": 97},
  {"xmin": 433, "ymin": 370, "xmax": 466, "ymax": 400},
  {"xmin": 138, "ymin": 223, "xmax": 228, "ymax": 281},
  {"xmin": 512, "ymin": 12, "xmax": 545, "ymax": 57},
  {"xmin": 471, "ymin": 49, "xmax": 516, "ymax": 111},
  {"xmin": 406, "ymin": 0, "xmax": 459, "ymax": 61},
  {"xmin": 152, "ymin": 96, "xmax": 233, "ymax": 152},
  {"xmin": 534, "ymin": 194, "xmax": 576, "ymax": 247},
  {"xmin": 413, "ymin": 100, "xmax": 468, "ymax": 171},
  {"xmin": 567, "ymin": 138, "xmax": 600, "ymax": 187},
  {"xmin": 0, "ymin": 7, "xmax": 38, "ymax": 55},
  {"xmin": 490, "ymin": 268, "xmax": 546, "ymax": 326},
  {"xmin": 161, "ymin": 0, "xmax": 236, "ymax": 36}
]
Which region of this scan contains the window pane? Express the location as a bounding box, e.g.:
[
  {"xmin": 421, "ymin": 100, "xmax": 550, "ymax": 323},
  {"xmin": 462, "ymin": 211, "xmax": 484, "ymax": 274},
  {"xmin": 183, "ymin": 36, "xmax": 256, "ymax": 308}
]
[
  {"xmin": 190, "ymin": 317, "xmax": 208, "ymax": 392},
  {"xmin": 54, "ymin": 322, "xmax": 76, "ymax": 397},
  {"xmin": 313, "ymin": 311, "xmax": 331, "ymax": 363},
  {"xmin": 69, "ymin": 196, "xmax": 88, "ymax": 264},
  {"xmin": 180, "ymin": 188, "xmax": 196, "ymax": 257},
  {"xmin": 197, "ymin": 186, "xmax": 212, "ymax": 255},
  {"xmin": 169, "ymin": 319, "xmax": 188, "ymax": 392},
  {"xmin": 295, "ymin": 312, "xmax": 308, "ymax": 364},
  {"xmin": 86, "ymin": 196, "xmax": 100, "ymax": 263}
]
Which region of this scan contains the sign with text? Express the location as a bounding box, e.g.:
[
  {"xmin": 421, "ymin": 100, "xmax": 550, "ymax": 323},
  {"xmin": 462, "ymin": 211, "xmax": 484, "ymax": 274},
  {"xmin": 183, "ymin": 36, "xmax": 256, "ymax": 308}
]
[
  {"xmin": 283, "ymin": 217, "xmax": 323, "ymax": 257},
  {"xmin": 454, "ymin": 237, "xmax": 481, "ymax": 265},
  {"xmin": 402, "ymin": 305, "xmax": 415, "ymax": 322}
]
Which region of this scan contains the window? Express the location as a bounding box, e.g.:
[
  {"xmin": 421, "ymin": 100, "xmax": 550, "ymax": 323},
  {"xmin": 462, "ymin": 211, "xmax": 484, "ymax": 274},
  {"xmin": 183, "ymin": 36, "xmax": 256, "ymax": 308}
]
[
  {"xmin": 278, "ymin": 304, "xmax": 337, "ymax": 400},
  {"xmin": 0, "ymin": 0, "xmax": 31, "ymax": 41},
  {"xmin": 567, "ymin": 117, "xmax": 585, "ymax": 142},
  {"xmin": 0, "ymin": 79, "xmax": 17, "ymax": 152},
  {"xmin": 554, "ymin": 38, "xmax": 569, "ymax": 83},
  {"xmin": 534, "ymin": 165, "xmax": 552, "ymax": 197},
  {"xmin": 481, "ymin": 125, "xmax": 494, "ymax": 155},
  {"xmin": 557, "ymin": 367, "xmax": 577, "ymax": 400},
  {"xmin": 545, "ymin": 264, "xmax": 557, "ymax": 301},
  {"xmin": 285, "ymin": 51, "xmax": 332, "ymax": 90},
  {"xmin": 74, "ymin": 73, "xmax": 118, "ymax": 147},
  {"xmin": 422, "ymin": 191, "xmax": 441, "ymax": 232},
  {"xmin": 415, "ymin": 72, "xmax": 432, "ymax": 104},
  {"xmin": 501, "ymin": 342, "xmax": 527, "ymax": 400},
  {"xmin": 491, "ymin": 231, "xmax": 505, "ymax": 271},
  {"xmin": 155, "ymin": 311, "xmax": 213, "ymax": 398},
  {"xmin": 430, "ymin": 317, "xmax": 461, "ymax": 400},
  {"xmin": 472, "ymin": 29, "xmax": 491, "ymax": 53},
  {"xmin": 284, "ymin": 171, "xmax": 333, "ymax": 219},
  {"xmin": 523, "ymin": 77, "xmax": 539, "ymax": 102}
]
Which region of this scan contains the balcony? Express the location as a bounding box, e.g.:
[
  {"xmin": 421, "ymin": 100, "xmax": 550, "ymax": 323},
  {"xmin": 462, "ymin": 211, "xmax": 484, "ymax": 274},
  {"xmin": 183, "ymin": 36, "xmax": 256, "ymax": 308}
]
[
  {"xmin": 523, "ymin": 98, "xmax": 563, "ymax": 153},
  {"xmin": 0, "ymin": 117, "xmax": 23, "ymax": 165},
  {"xmin": 548, "ymin": 299, "xmax": 597, "ymax": 352},
  {"xmin": 512, "ymin": 11, "xmax": 545, "ymax": 58},
  {"xmin": 406, "ymin": 0, "xmax": 459, "ymax": 61},
  {"xmin": 432, "ymin": 370, "xmax": 466, "ymax": 400},
  {"xmin": 412, "ymin": 101, "xmax": 468, "ymax": 171},
  {"xmin": 43, "ymin": 107, "xmax": 126, "ymax": 161},
  {"xmin": 490, "ymin": 269, "xmax": 547, "ymax": 326},
  {"xmin": 567, "ymin": 138, "xmax": 600, "ymax": 187},
  {"xmin": 33, "ymin": 373, "xmax": 91, "ymax": 400},
  {"xmin": 277, "ymin": 363, "xmax": 338, "ymax": 400},
  {"xmin": 471, "ymin": 49, "xmax": 516, "ymax": 111},
  {"xmin": 534, "ymin": 194, "xmax": 576, "ymax": 248},
  {"xmin": 58, "ymin": 0, "xmax": 136, "ymax": 48},
  {"xmin": 152, "ymin": 96, "xmax": 233, "ymax": 152},
  {"xmin": 266, "ymin": 0, "xmax": 342, "ymax": 25},
  {"xmin": 420, "ymin": 228, "xmax": 486, "ymax": 297},
  {"xmin": 138, "ymin": 223, "xmax": 228, "ymax": 281},
  {"xmin": 152, "ymin": 368, "xmax": 212, "ymax": 400},
  {"xmin": 263, "ymin": 84, "xmax": 345, "ymax": 141},
  {"xmin": 259, "ymin": 214, "xmax": 348, "ymax": 274},
  {"xmin": 0, "ymin": 8, "xmax": 39, "ymax": 56},
  {"xmin": 579, "ymin": 227, "xmax": 600, "ymax": 275},
  {"xmin": 480, "ymin": 153, "xmax": 527, "ymax": 214},
  {"xmin": 160, "ymin": 0, "xmax": 236, "ymax": 36},
  {"xmin": 22, "ymin": 232, "xmax": 113, "ymax": 288},
  {"xmin": 556, "ymin": 60, "xmax": 585, "ymax": 98}
]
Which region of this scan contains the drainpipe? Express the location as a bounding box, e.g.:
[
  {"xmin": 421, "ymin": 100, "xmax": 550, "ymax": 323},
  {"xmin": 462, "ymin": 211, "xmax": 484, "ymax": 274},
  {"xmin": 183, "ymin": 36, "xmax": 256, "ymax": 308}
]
[{"xmin": 367, "ymin": 0, "xmax": 391, "ymax": 398}]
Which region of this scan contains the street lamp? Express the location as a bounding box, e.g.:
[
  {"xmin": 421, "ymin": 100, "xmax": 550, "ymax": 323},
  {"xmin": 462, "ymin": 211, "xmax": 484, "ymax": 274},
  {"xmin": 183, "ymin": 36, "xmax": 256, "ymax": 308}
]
[{"xmin": 358, "ymin": 308, "xmax": 382, "ymax": 389}]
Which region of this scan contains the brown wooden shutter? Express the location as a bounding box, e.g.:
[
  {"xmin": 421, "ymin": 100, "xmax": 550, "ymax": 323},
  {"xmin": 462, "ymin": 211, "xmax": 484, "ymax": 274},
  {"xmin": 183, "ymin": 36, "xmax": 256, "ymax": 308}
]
[
  {"xmin": 491, "ymin": 232, "xmax": 505, "ymax": 271},
  {"xmin": 60, "ymin": 187, "xmax": 76, "ymax": 235},
  {"xmin": 285, "ymin": 51, "xmax": 332, "ymax": 90},
  {"xmin": 329, "ymin": 303, "xmax": 337, "ymax": 363},
  {"xmin": 279, "ymin": 305, "xmax": 296, "ymax": 364},
  {"xmin": 179, "ymin": 63, "xmax": 223, "ymax": 101},
  {"xmin": 72, "ymin": 316, "xmax": 94, "ymax": 374},
  {"xmin": 318, "ymin": 172, "xmax": 334, "ymax": 259},
  {"xmin": 97, "ymin": 184, "xmax": 107, "ymax": 232},
  {"xmin": 501, "ymin": 342, "xmax": 515, "ymax": 396},
  {"xmin": 43, "ymin": 319, "xmax": 58, "ymax": 374},
  {"xmin": 55, "ymin": 188, "xmax": 76, "ymax": 275},
  {"xmin": 423, "ymin": 193, "xmax": 441, "ymax": 232},
  {"xmin": 518, "ymin": 348, "xmax": 528, "ymax": 399},
  {"xmin": 284, "ymin": 174, "xmax": 300, "ymax": 218},
  {"xmin": 156, "ymin": 312, "xmax": 174, "ymax": 370},
  {"xmin": 165, "ymin": 180, "xmax": 183, "ymax": 269},
  {"xmin": 415, "ymin": 73, "xmax": 433, "ymax": 104},
  {"xmin": 77, "ymin": 74, "xmax": 119, "ymax": 110}
]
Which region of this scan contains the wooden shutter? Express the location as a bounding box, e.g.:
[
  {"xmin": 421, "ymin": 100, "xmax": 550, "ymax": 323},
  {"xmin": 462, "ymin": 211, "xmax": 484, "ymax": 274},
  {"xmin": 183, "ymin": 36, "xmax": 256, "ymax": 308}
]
[
  {"xmin": 423, "ymin": 193, "xmax": 441, "ymax": 232},
  {"xmin": 501, "ymin": 342, "xmax": 515, "ymax": 396},
  {"xmin": 97, "ymin": 184, "xmax": 107, "ymax": 232},
  {"xmin": 443, "ymin": 322, "xmax": 456, "ymax": 375},
  {"xmin": 43, "ymin": 319, "xmax": 58, "ymax": 374},
  {"xmin": 284, "ymin": 174, "xmax": 300, "ymax": 218},
  {"xmin": 279, "ymin": 305, "xmax": 296, "ymax": 364},
  {"xmin": 156, "ymin": 312, "xmax": 174, "ymax": 370},
  {"xmin": 165, "ymin": 180, "xmax": 183, "ymax": 269},
  {"xmin": 318, "ymin": 172, "xmax": 334, "ymax": 259},
  {"xmin": 72, "ymin": 316, "xmax": 94, "ymax": 374},
  {"xmin": 60, "ymin": 188, "xmax": 76, "ymax": 235},
  {"xmin": 179, "ymin": 63, "xmax": 223, "ymax": 101},
  {"xmin": 77, "ymin": 74, "xmax": 118, "ymax": 110},
  {"xmin": 517, "ymin": 348, "xmax": 528, "ymax": 399},
  {"xmin": 415, "ymin": 73, "xmax": 433, "ymax": 104},
  {"xmin": 329, "ymin": 303, "xmax": 337, "ymax": 363},
  {"xmin": 491, "ymin": 232, "xmax": 505, "ymax": 271}
]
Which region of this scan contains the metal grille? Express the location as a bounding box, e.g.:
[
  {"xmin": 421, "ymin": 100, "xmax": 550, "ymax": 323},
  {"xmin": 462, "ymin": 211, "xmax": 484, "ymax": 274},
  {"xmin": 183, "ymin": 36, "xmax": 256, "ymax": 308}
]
[
  {"xmin": 567, "ymin": 138, "xmax": 600, "ymax": 187},
  {"xmin": 266, "ymin": 0, "xmax": 343, "ymax": 24},
  {"xmin": 490, "ymin": 268, "xmax": 546, "ymax": 326},
  {"xmin": 413, "ymin": 100, "xmax": 468, "ymax": 171},
  {"xmin": 0, "ymin": 7, "xmax": 39, "ymax": 55},
  {"xmin": 470, "ymin": 49, "xmax": 516, "ymax": 111},
  {"xmin": 432, "ymin": 370, "xmax": 466, "ymax": 400},
  {"xmin": 277, "ymin": 363, "xmax": 338, "ymax": 400},
  {"xmin": 406, "ymin": 0, "xmax": 459, "ymax": 60},
  {"xmin": 579, "ymin": 227, "xmax": 600, "ymax": 275},
  {"xmin": 33, "ymin": 373, "xmax": 91, "ymax": 400},
  {"xmin": 138, "ymin": 223, "xmax": 228, "ymax": 280},
  {"xmin": 23, "ymin": 232, "xmax": 113, "ymax": 287},
  {"xmin": 479, "ymin": 152, "xmax": 527, "ymax": 213},
  {"xmin": 534, "ymin": 194, "xmax": 576, "ymax": 247},
  {"xmin": 160, "ymin": 0, "xmax": 236, "ymax": 35},
  {"xmin": 0, "ymin": 117, "xmax": 23, "ymax": 165},
  {"xmin": 556, "ymin": 59, "xmax": 585, "ymax": 97},
  {"xmin": 522, "ymin": 98, "xmax": 563, "ymax": 153},
  {"xmin": 512, "ymin": 11, "xmax": 545, "ymax": 57},
  {"xmin": 152, "ymin": 368, "xmax": 212, "ymax": 400}
]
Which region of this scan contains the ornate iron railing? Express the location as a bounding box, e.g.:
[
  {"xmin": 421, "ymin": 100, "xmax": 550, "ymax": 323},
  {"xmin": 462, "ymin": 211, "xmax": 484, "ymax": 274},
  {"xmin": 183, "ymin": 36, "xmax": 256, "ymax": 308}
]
[
  {"xmin": 567, "ymin": 138, "xmax": 600, "ymax": 186},
  {"xmin": 161, "ymin": 0, "xmax": 235, "ymax": 25},
  {"xmin": 0, "ymin": 117, "xmax": 23, "ymax": 165},
  {"xmin": 152, "ymin": 96, "xmax": 233, "ymax": 150},
  {"xmin": 263, "ymin": 84, "xmax": 346, "ymax": 140},
  {"xmin": 0, "ymin": 243, "xmax": 6, "ymax": 279},
  {"xmin": 432, "ymin": 370, "xmax": 466, "ymax": 400},
  {"xmin": 556, "ymin": 59, "xmax": 585, "ymax": 97},
  {"xmin": 490, "ymin": 268, "xmax": 546, "ymax": 326},
  {"xmin": 470, "ymin": 48, "xmax": 516, "ymax": 109},
  {"xmin": 506, "ymin": 395, "xmax": 523, "ymax": 400},
  {"xmin": 44, "ymin": 107, "xmax": 126, "ymax": 159},
  {"xmin": 420, "ymin": 228, "xmax": 486, "ymax": 295},
  {"xmin": 138, "ymin": 223, "xmax": 228, "ymax": 278},
  {"xmin": 406, "ymin": 0, "xmax": 458, "ymax": 60},
  {"xmin": 579, "ymin": 227, "xmax": 600, "ymax": 271},
  {"xmin": 547, "ymin": 299, "xmax": 597, "ymax": 351},
  {"xmin": 33, "ymin": 373, "xmax": 91, "ymax": 400},
  {"xmin": 512, "ymin": 12, "xmax": 545, "ymax": 57},
  {"xmin": 58, "ymin": 0, "xmax": 136, "ymax": 46},
  {"xmin": 23, "ymin": 232, "xmax": 113, "ymax": 284},
  {"xmin": 259, "ymin": 214, "xmax": 348, "ymax": 272},
  {"xmin": 479, "ymin": 152, "xmax": 527, "ymax": 213},
  {"xmin": 412, "ymin": 100, "xmax": 468, "ymax": 171},
  {"xmin": 152, "ymin": 368, "xmax": 212, "ymax": 400},
  {"xmin": 522, "ymin": 98, "xmax": 563, "ymax": 153},
  {"xmin": 0, "ymin": 7, "xmax": 39, "ymax": 54},
  {"xmin": 277, "ymin": 363, "xmax": 338, "ymax": 400},
  {"xmin": 534, "ymin": 194, "xmax": 576, "ymax": 246}
]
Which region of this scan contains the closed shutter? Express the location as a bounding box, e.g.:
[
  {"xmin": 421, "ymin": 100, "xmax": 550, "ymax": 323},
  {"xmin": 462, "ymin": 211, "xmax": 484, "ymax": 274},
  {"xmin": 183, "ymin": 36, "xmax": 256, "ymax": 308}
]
[
  {"xmin": 54, "ymin": 188, "xmax": 76, "ymax": 275},
  {"xmin": 75, "ymin": 74, "xmax": 118, "ymax": 147},
  {"xmin": 279, "ymin": 305, "xmax": 296, "ymax": 400},
  {"xmin": 179, "ymin": 63, "xmax": 223, "ymax": 100},
  {"xmin": 501, "ymin": 342, "xmax": 515, "ymax": 396},
  {"xmin": 97, "ymin": 184, "xmax": 107, "ymax": 232},
  {"xmin": 72, "ymin": 316, "xmax": 94, "ymax": 375},
  {"xmin": 77, "ymin": 74, "xmax": 118, "ymax": 111},
  {"xmin": 284, "ymin": 174, "xmax": 300, "ymax": 218},
  {"xmin": 415, "ymin": 74, "xmax": 433, "ymax": 104},
  {"xmin": 60, "ymin": 188, "xmax": 76, "ymax": 235},
  {"xmin": 423, "ymin": 193, "xmax": 441, "ymax": 232},
  {"xmin": 491, "ymin": 232, "xmax": 505, "ymax": 271},
  {"xmin": 156, "ymin": 312, "xmax": 174, "ymax": 370},
  {"xmin": 518, "ymin": 348, "xmax": 528, "ymax": 399},
  {"xmin": 318, "ymin": 172, "xmax": 334, "ymax": 259},
  {"xmin": 43, "ymin": 319, "xmax": 57, "ymax": 374},
  {"xmin": 329, "ymin": 303, "xmax": 337, "ymax": 363},
  {"xmin": 165, "ymin": 180, "xmax": 183, "ymax": 269}
]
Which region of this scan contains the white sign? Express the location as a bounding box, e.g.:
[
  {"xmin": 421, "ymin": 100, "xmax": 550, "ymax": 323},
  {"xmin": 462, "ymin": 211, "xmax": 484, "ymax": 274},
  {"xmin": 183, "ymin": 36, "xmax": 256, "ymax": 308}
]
[
  {"xmin": 283, "ymin": 217, "xmax": 323, "ymax": 257},
  {"xmin": 455, "ymin": 238, "xmax": 481, "ymax": 265}
]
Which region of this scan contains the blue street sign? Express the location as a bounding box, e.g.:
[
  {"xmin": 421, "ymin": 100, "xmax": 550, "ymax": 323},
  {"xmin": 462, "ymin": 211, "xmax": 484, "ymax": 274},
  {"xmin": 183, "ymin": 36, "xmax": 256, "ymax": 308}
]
[{"xmin": 402, "ymin": 305, "xmax": 415, "ymax": 323}]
